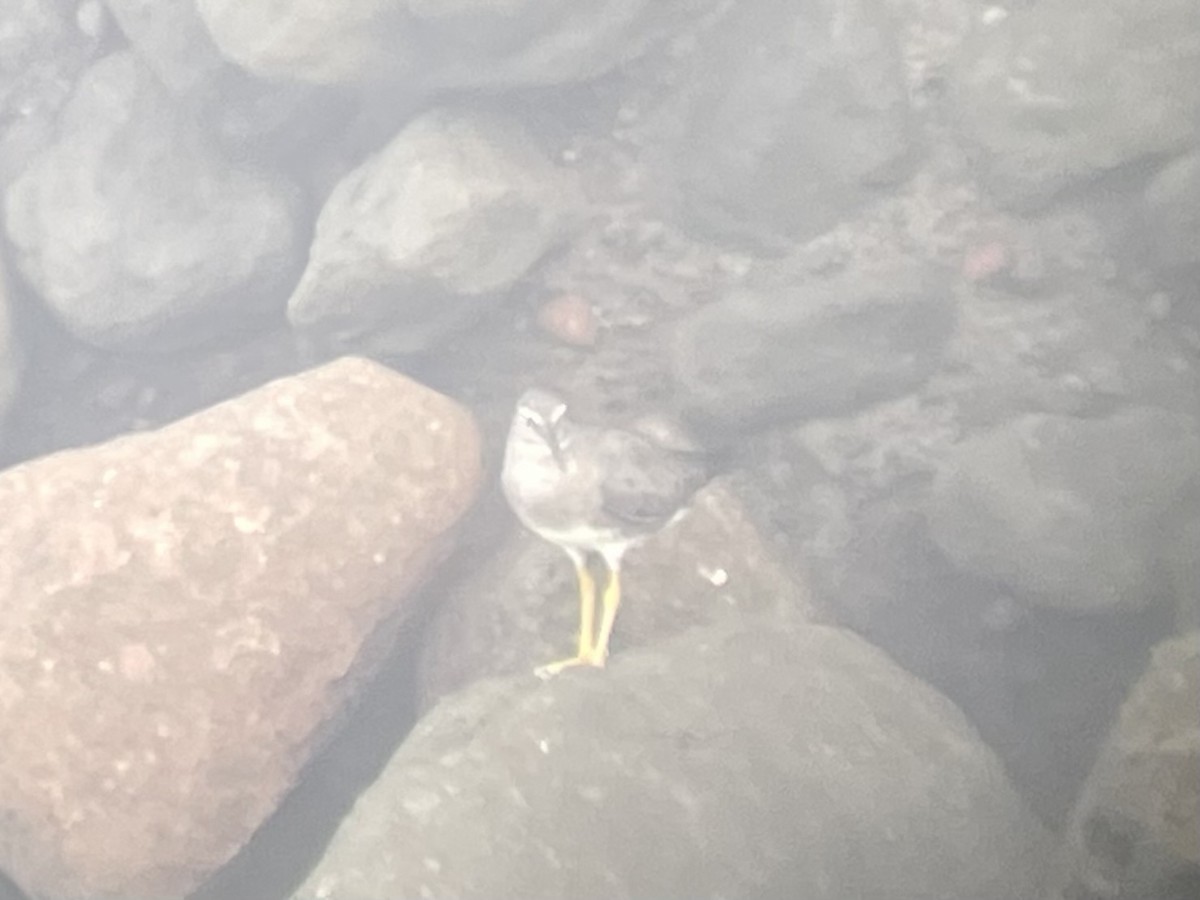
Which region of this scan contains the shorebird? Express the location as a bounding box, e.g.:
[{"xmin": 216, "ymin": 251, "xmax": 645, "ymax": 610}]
[{"xmin": 501, "ymin": 388, "xmax": 713, "ymax": 677}]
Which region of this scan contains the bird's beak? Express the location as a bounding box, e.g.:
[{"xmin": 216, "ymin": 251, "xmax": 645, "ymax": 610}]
[{"xmin": 537, "ymin": 422, "xmax": 568, "ymax": 471}]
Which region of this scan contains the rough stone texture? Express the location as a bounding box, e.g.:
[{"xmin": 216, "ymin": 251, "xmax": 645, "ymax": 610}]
[
  {"xmin": 677, "ymin": 0, "xmax": 914, "ymax": 246},
  {"xmin": 948, "ymin": 0, "xmax": 1200, "ymax": 209},
  {"xmin": 0, "ymin": 0, "xmax": 100, "ymax": 186},
  {"xmin": 1138, "ymin": 152, "xmax": 1200, "ymax": 287},
  {"xmin": 940, "ymin": 217, "xmax": 1200, "ymax": 429},
  {"xmin": 928, "ymin": 407, "xmax": 1200, "ymax": 613},
  {"xmin": 417, "ymin": 478, "xmax": 830, "ymax": 710},
  {"xmin": 2, "ymin": 51, "xmax": 306, "ymax": 351},
  {"xmin": 106, "ymin": 0, "xmax": 346, "ymax": 163},
  {"xmin": 670, "ymin": 260, "xmax": 957, "ymax": 436},
  {"xmin": 0, "ymin": 251, "xmax": 23, "ymax": 447},
  {"xmin": 0, "ymin": 356, "xmax": 483, "ymax": 900},
  {"xmin": 298, "ymin": 617, "xmax": 1049, "ymax": 900},
  {"xmin": 197, "ymin": 0, "xmax": 713, "ymax": 90},
  {"xmin": 287, "ymin": 107, "xmax": 580, "ymax": 355},
  {"xmin": 1044, "ymin": 632, "xmax": 1200, "ymax": 900}
]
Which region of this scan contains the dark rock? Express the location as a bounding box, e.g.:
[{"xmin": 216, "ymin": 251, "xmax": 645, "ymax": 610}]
[
  {"xmin": 0, "ymin": 252, "xmax": 22, "ymax": 442},
  {"xmin": 1138, "ymin": 152, "xmax": 1200, "ymax": 286},
  {"xmin": 0, "ymin": 0, "xmax": 103, "ymax": 186},
  {"xmin": 670, "ymin": 262, "xmax": 956, "ymax": 436},
  {"xmin": 418, "ymin": 478, "xmax": 830, "ymax": 709},
  {"xmin": 298, "ymin": 617, "xmax": 1050, "ymax": 900},
  {"xmin": 928, "ymin": 407, "xmax": 1200, "ymax": 612},
  {"xmin": 2, "ymin": 51, "xmax": 306, "ymax": 351},
  {"xmin": 676, "ymin": 0, "xmax": 915, "ymax": 246},
  {"xmin": 287, "ymin": 107, "xmax": 581, "ymax": 356},
  {"xmin": 106, "ymin": 0, "xmax": 352, "ymax": 165},
  {"xmin": 948, "ymin": 0, "xmax": 1200, "ymax": 209},
  {"xmin": 1045, "ymin": 631, "xmax": 1200, "ymax": 899},
  {"xmin": 0, "ymin": 357, "xmax": 483, "ymax": 900},
  {"xmin": 196, "ymin": 0, "xmax": 714, "ymax": 91}
]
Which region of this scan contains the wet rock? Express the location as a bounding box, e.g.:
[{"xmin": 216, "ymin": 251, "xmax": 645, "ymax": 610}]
[
  {"xmin": 197, "ymin": 0, "xmax": 709, "ymax": 90},
  {"xmin": 106, "ymin": 0, "xmax": 349, "ymax": 163},
  {"xmin": 949, "ymin": 0, "xmax": 1200, "ymax": 209},
  {"xmin": 2, "ymin": 51, "xmax": 306, "ymax": 351},
  {"xmin": 287, "ymin": 107, "xmax": 580, "ymax": 356},
  {"xmin": 299, "ymin": 616, "xmax": 1049, "ymax": 900},
  {"xmin": 0, "ymin": 357, "xmax": 483, "ymax": 900},
  {"xmin": 0, "ymin": 0, "xmax": 102, "ymax": 185},
  {"xmin": 670, "ymin": 262, "xmax": 956, "ymax": 436},
  {"xmin": 928, "ymin": 407, "xmax": 1200, "ymax": 612},
  {"xmin": 677, "ymin": 0, "xmax": 914, "ymax": 246},
  {"xmin": 1138, "ymin": 152, "xmax": 1200, "ymax": 287},
  {"xmin": 417, "ymin": 478, "xmax": 829, "ymax": 709},
  {"xmin": 1045, "ymin": 631, "xmax": 1200, "ymax": 900},
  {"xmin": 0, "ymin": 252, "xmax": 23, "ymax": 443}
]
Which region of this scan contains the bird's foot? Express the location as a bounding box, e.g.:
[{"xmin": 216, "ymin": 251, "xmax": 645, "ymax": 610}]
[{"xmin": 534, "ymin": 652, "xmax": 606, "ymax": 680}]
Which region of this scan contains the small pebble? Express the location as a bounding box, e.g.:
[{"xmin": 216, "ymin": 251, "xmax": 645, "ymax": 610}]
[
  {"xmin": 961, "ymin": 240, "xmax": 1011, "ymax": 282},
  {"xmin": 536, "ymin": 294, "xmax": 599, "ymax": 347}
]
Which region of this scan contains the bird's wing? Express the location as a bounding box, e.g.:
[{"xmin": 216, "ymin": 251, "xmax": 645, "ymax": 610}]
[{"xmin": 596, "ymin": 430, "xmax": 712, "ymax": 528}]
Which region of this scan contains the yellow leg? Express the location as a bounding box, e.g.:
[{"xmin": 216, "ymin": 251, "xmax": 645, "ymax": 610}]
[
  {"xmin": 589, "ymin": 561, "xmax": 623, "ymax": 667},
  {"xmin": 575, "ymin": 559, "xmax": 596, "ymax": 658},
  {"xmin": 535, "ymin": 550, "xmax": 601, "ymax": 679}
]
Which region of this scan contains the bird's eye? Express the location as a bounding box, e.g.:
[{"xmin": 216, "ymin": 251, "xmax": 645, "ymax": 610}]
[{"xmin": 522, "ymin": 413, "xmax": 540, "ymax": 428}]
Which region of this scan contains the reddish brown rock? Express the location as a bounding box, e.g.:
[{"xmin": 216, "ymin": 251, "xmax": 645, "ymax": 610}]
[{"xmin": 0, "ymin": 356, "xmax": 482, "ymax": 900}]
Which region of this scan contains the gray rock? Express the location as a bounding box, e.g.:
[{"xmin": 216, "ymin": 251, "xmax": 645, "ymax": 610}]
[
  {"xmin": 677, "ymin": 0, "xmax": 914, "ymax": 246},
  {"xmin": 1139, "ymin": 152, "xmax": 1200, "ymax": 284},
  {"xmin": 949, "ymin": 0, "xmax": 1200, "ymax": 209},
  {"xmin": 0, "ymin": 357, "xmax": 483, "ymax": 900},
  {"xmin": 417, "ymin": 478, "xmax": 830, "ymax": 710},
  {"xmin": 106, "ymin": 0, "xmax": 347, "ymax": 162},
  {"xmin": 0, "ymin": 0, "xmax": 102, "ymax": 185},
  {"xmin": 928, "ymin": 408, "xmax": 1200, "ymax": 612},
  {"xmin": 197, "ymin": 0, "xmax": 709, "ymax": 90},
  {"xmin": 0, "ymin": 252, "xmax": 23, "ymax": 444},
  {"xmin": 2, "ymin": 51, "xmax": 306, "ymax": 351},
  {"xmin": 1044, "ymin": 632, "xmax": 1200, "ymax": 900},
  {"xmin": 670, "ymin": 262, "xmax": 957, "ymax": 435},
  {"xmin": 297, "ymin": 617, "xmax": 1049, "ymax": 900},
  {"xmin": 287, "ymin": 107, "xmax": 580, "ymax": 355}
]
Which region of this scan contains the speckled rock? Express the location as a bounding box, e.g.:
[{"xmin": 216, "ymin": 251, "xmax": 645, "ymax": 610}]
[
  {"xmin": 0, "ymin": 356, "xmax": 483, "ymax": 900},
  {"xmin": 949, "ymin": 0, "xmax": 1200, "ymax": 208},
  {"xmin": 2, "ymin": 50, "xmax": 306, "ymax": 351},
  {"xmin": 676, "ymin": 0, "xmax": 914, "ymax": 245},
  {"xmin": 0, "ymin": 0, "xmax": 102, "ymax": 185},
  {"xmin": 197, "ymin": 0, "xmax": 711, "ymax": 90},
  {"xmin": 1044, "ymin": 631, "xmax": 1200, "ymax": 900},
  {"xmin": 928, "ymin": 407, "xmax": 1200, "ymax": 612},
  {"xmin": 0, "ymin": 251, "xmax": 23, "ymax": 445},
  {"xmin": 297, "ymin": 617, "xmax": 1049, "ymax": 900},
  {"xmin": 417, "ymin": 478, "xmax": 830, "ymax": 710},
  {"xmin": 287, "ymin": 107, "xmax": 580, "ymax": 355},
  {"xmin": 670, "ymin": 261, "xmax": 956, "ymax": 436}
]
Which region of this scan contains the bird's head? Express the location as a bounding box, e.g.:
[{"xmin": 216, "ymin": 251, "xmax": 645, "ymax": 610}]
[{"xmin": 510, "ymin": 388, "xmax": 570, "ymax": 471}]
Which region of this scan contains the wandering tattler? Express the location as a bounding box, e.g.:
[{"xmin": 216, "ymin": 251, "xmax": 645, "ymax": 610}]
[{"xmin": 501, "ymin": 388, "xmax": 714, "ymax": 677}]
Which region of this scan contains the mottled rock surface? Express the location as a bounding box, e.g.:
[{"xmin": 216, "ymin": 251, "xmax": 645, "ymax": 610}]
[
  {"xmin": 287, "ymin": 107, "xmax": 580, "ymax": 355},
  {"xmin": 949, "ymin": 0, "xmax": 1200, "ymax": 208},
  {"xmin": 2, "ymin": 51, "xmax": 305, "ymax": 351},
  {"xmin": 418, "ymin": 478, "xmax": 829, "ymax": 709},
  {"xmin": 1045, "ymin": 632, "xmax": 1200, "ymax": 900},
  {"xmin": 0, "ymin": 357, "xmax": 482, "ymax": 900},
  {"xmin": 677, "ymin": 0, "xmax": 914, "ymax": 245},
  {"xmin": 298, "ymin": 617, "xmax": 1049, "ymax": 900},
  {"xmin": 197, "ymin": 0, "xmax": 714, "ymax": 90},
  {"xmin": 670, "ymin": 261, "xmax": 956, "ymax": 436},
  {"xmin": 928, "ymin": 407, "xmax": 1200, "ymax": 612}
]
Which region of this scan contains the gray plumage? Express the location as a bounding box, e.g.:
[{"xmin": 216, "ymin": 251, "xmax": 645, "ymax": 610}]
[{"xmin": 501, "ymin": 388, "xmax": 712, "ymax": 565}]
